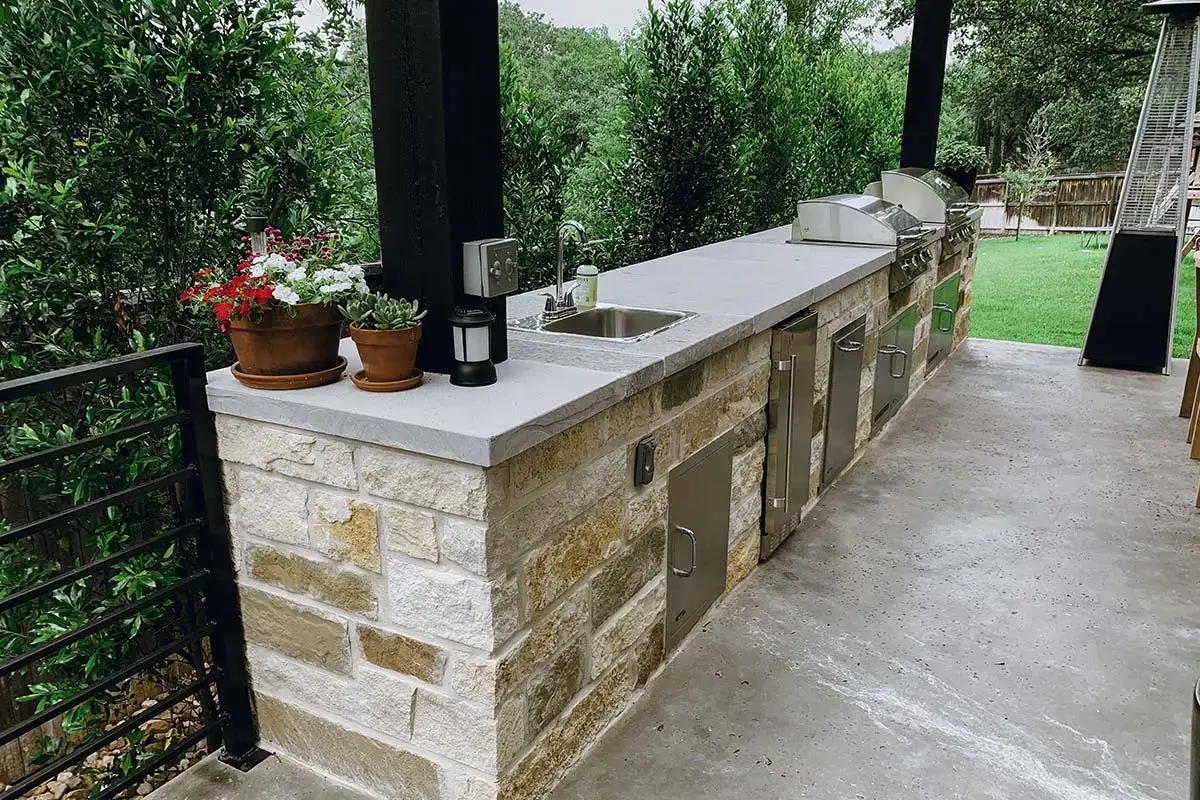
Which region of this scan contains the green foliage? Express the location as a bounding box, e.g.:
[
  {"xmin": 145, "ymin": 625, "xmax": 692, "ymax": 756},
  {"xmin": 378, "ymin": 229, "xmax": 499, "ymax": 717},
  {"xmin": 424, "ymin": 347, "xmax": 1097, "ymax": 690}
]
[
  {"xmin": 500, "ymin": 46, "xmax": 583, "ymax": 291},
  {"xmin": 342, "ymin": 291, "xmax": 426, "ymax": 330},
  {"xmin": 1000, "ymin": 110, "xmax": 1057, "ymax": 241},
  {"xmin": 887, "ymin": 0, "xmax": 1157, "ymax": 172},
  {"xmin": 604, "ymin": 0, "xmax": 743, "ymax": 266}
]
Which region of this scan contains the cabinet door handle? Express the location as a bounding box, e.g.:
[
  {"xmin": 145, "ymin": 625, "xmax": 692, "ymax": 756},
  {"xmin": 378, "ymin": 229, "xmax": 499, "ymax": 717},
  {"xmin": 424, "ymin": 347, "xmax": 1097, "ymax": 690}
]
[
  {"xmin": 880, "ymin": 345, "xmax": 909, "ymax": 379},
  {"xmin": 934, "ymin": 304, "xmax": 955, "ymax": 333},
  {"xmin": 780, "ymin": 354, "xmax": 797, "ymax": 513},
  {"xmin": 671, "ymin": 525, "xmax": 698, "ymax": 578},
  {"xmin": 836, "ymin": 340, "xmax": 864, "ymax": 353}
]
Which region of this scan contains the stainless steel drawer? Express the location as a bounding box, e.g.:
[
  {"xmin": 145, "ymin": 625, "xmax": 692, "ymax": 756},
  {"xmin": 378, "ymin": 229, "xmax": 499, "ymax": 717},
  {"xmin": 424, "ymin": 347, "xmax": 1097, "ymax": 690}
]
[
  {"xmin": 823, "ymin": 316, "xmax": 866, "ymax": 487},
  {"xmin": 872, "ymin": 303, "xmax": 918, "ymax": 434},
  {"xmin": 666, "ymin": 436, "xmax": 734, "ymax": 653},
  {"xmin": 762, "ymin": 311, "xmax": 817, "ymax": 560}
]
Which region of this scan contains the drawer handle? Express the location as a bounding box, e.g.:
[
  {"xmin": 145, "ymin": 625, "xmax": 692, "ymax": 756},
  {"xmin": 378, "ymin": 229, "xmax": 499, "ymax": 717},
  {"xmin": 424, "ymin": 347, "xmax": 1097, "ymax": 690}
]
[
  {"xmin": 781, "ymin": 353, "xmax": 797, "ymax": 513},
  {"xmin": 836, "ymin": 340, "xmax": 864, "ymax": 353},
  {"xmin": 934, "ymin": 304, "xmax": 955, "ymax": 332},
  {"xmin": 880, "ymin": 345, "xmax": 909, "ymax": 379},
  {"xmin": 671, "ymin": 525, "xmax": 698, "ymax": 578}
]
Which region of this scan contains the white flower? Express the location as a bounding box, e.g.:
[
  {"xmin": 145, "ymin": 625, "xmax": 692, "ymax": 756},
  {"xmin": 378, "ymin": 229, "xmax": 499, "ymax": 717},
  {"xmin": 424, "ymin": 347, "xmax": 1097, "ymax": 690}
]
[
  {"xmin": 252, "ymin": 254, "xmax": 268, "ymax": 265},
  {"xmin": 319, "ymin": 282, "xmax": 353, "ymax": 294},
  {"xmin": 272, "ymin": 285, "xmax": 301, "ymax": 305},
  {"xmin": 285, "ymin": 266, "xmax": 308, "ymax": 283},
  {"xmin": 263, "ymin": 253, "xmax": 292, "ymax": 271},
  {"xmin": 313, "ymin": 268, "xmax": 344, "ymax": 283},
  {"xmin": 247, "ymin": 263, "xmax": 266, "ymax": 278},
  {"xmin": 343, "ymin": 263, "xmax": 365, "ymax": 281}
]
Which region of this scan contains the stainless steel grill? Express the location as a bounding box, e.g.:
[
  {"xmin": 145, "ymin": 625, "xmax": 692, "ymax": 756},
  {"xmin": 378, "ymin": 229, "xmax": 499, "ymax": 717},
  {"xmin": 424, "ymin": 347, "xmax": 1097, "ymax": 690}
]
[
  {"xmin": 1115, "ymin": 12, "xmax": 1200, "ymax": 232},
  {"xmin": 876, "ymin": 168, "xmax": 983, "ymax": 259},
  {"xmin": 790, "ymin": 195, "xmax": 938, "ymax": 293}
]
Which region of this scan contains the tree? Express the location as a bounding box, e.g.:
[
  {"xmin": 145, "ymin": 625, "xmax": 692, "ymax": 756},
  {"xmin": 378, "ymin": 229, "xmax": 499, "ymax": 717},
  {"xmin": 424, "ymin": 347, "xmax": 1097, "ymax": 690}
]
[
  {"xmin": 1001, "ymin": 111, "xmax": 1056, "ymax": 241},
  {"xmin": 604, "ymin": 0, "xmax": 743, "ymax": 266},
  {"xmin": 784, "ymin": 0, "xmax": 878, "ymax": 53},
  {"xmin": 884, "ymin": 0, "xmax": 1158, "ymax": 172}
]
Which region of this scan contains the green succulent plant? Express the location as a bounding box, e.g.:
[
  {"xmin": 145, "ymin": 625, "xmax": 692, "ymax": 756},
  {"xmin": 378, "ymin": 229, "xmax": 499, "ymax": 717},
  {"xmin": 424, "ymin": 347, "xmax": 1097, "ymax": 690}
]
[{"xmin": 342, "ymin": 292, "xmax": 427, "ymax": 331}]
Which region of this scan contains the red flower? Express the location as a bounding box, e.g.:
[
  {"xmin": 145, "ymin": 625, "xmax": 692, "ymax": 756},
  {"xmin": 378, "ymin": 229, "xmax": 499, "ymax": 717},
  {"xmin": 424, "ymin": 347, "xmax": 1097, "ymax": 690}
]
[{"xmin": 214, "ymin": 303, "xmax": 233, "ymax": 321}]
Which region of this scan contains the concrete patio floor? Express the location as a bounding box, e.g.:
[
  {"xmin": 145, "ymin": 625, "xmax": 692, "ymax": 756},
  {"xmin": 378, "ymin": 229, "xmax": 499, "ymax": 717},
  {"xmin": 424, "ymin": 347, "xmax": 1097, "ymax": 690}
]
[{"xmin": 551, "ymin": 339, "xmax": 1200, "ymax": 800}]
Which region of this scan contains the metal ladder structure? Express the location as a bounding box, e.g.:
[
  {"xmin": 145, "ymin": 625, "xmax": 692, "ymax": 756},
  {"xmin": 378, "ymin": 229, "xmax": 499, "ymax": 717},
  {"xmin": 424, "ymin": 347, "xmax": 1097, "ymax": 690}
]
[{"xmin": 1081, "ymin": 0, "xmax": 1200, "ymax": 374}]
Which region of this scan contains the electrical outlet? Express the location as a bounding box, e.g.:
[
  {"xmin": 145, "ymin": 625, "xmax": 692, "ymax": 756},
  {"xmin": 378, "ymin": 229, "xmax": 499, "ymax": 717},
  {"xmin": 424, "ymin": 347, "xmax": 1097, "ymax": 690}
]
[{"xmin": 633, "ymin": 436, "xmax": 657, "ymax": 487}]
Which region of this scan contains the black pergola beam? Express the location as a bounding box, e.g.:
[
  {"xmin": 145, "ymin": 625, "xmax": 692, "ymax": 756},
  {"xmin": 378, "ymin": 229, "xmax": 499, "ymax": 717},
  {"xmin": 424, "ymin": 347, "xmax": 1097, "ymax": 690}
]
[
  {"xmin": 900, "ymin": 0, "xmax": 953, "ymax": 169},
  {"xmin": 363, "ymin": 0, "xmax": 506, "ymax": 374}
]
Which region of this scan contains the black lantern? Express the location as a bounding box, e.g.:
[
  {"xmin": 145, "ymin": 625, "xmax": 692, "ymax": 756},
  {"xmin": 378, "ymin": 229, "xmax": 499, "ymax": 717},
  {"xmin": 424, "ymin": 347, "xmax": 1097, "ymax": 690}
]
[{"xmin": 449, "ymin": 307, "xmax": 497, "ymax": 387}]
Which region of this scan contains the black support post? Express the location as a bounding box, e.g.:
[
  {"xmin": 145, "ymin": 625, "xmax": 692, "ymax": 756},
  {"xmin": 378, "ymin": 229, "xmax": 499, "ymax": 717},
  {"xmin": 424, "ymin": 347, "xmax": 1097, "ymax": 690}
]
[
  {"xmin": 364, "ymin": 0, "xmax": 507, "ymax": 374},
  {"xmin": 900, "ymin": 0, "xmax": 953, "ymax": 169}
]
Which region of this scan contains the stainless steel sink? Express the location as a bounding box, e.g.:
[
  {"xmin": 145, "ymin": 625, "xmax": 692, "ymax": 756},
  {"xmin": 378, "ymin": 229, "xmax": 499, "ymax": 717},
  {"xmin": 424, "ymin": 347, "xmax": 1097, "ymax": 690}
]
[{"xmin": 510, "ymin": 304, "xmax": 697, "ymax": 342}]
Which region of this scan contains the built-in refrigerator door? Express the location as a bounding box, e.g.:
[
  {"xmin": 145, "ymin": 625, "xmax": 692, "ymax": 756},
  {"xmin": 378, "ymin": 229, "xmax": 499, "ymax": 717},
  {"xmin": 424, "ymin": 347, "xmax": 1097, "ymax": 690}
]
[
  {"xmin": 895, "ymin": 303, "xmax": 919, "ymax": 402},
  {"xmin": 762, "ymin": 311, "xmax": 817, "ymax": 560}
]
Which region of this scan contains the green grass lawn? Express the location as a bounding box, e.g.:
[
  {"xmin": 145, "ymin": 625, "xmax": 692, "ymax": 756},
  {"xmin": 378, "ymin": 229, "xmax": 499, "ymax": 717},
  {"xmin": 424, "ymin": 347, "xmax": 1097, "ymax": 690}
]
[{"xmin": 971, "ymin": 234, "xmax": 1197, "ymax": 359}]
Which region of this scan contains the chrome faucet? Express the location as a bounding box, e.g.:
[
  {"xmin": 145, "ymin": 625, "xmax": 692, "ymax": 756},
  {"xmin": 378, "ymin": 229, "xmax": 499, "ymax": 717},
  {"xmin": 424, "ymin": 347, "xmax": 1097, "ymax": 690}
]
[{"xmin": 542, "ymin": 221, "xmax": 588, "ymax": 321}]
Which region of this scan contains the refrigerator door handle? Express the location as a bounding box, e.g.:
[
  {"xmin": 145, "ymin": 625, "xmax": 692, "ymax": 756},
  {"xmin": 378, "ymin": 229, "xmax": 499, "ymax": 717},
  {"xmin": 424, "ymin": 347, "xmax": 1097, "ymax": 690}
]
[{"xmin": 671, "ymin": 525, "xmax": 698, "ymax": 578}]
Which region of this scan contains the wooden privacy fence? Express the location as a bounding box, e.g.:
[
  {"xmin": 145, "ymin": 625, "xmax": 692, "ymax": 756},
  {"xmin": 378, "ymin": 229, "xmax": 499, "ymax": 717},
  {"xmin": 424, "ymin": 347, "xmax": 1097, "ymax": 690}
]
[{"xmin": 971, "ymin": 173, "xmax": 1125, "ymax": 235}]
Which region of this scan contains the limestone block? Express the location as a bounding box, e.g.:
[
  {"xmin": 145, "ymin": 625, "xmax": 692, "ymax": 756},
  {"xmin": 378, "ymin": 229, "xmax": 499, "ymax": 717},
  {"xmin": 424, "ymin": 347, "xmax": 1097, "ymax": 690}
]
[
  {"xmin": 447, "ymin": 652, "xmax": 501, "ymax": 708},
  {"xmin": 216, "ymin": 416, "xmax": 358, "ymax": 489},
  {"xmin": 626, "ymin": 482, "xmax": 667, "ymax": 541},
  {"xmin": 312, "ymin": 492, "xmax": 382, "ymax": 573},
  {"xmin": 728, "ymin": 409, "xmax": 767, "ymax": 456},
  {"xmin": 598, "ymin": 384, "xmax": 661, "ymax": 447},
  {"xmin": 730, "ymin": 441, "xmax": 765, "ymax": 511},
  {"xmin": 440, "ymin": 515, "xmax": 487, "ymax": 574},
  {"xmin": 494, "ymin": 590, "xmax": 589, "ymax": 702},
  {"xmin": 387, "ymin": 557, "xmax": 520, "ymax": 651},
  {"xmin": 634, "ymin": 621, "xmax": 666, "ymax": 688},
  {"xmin": 358, "ymin": 624, "xmax": 444, "ymax": 683},
  {"xmin": 726, "ymin": 525, "xmax": 760, "ymax": 592},
  {"xmin": 227, "ymin": 469, "xmax": 309, "ymax": 548},
  {"xmin": 500, "ymin": 663, "xmax": 636, "ymax": 800},
  {"xmin": 413, "ymin": 688, "xmax": 503, "ymax": 773},
  {"xmin": 255, "ymin": 693, "xmax": 440, "ymax": 800},
  {"xmin": 701, "ymin": 340, "xmax": 749, "ymax": 393},
  {"xmin": 241, "ymin": 587, "xmax": 351, "ymax": 674},
  {"xmin": 508, "ymin": 414, "xmax": 606, "ymax": 499},
  {"xmin": 361, "ymin": 445, "xmax": 507, "ymax": 521},
  {"xmin": 382, "ymin": 503, "xmax": 439, "ymax": 564},
  {"xmin": 525, "ymin": 640, "xmax": 586, "ymax": 735},
  {"xmin": 678, "ymin": 364, "xmax": 770, "ymax": 459},
  {"xmin": 486, "ymin": 448, "xmax": 625, "ymax": 571},
  {"xmin": 525, "ymin": 494, "xmax": 624, "ymax": 613},
  {"xmin": 591, "ymin": 577, "xmax": 665, "ymax": 677},
  {"xmin": 661, "ymin": 363, "xmax": 705, "ymax": 412},
  {"xmin": 728, "ymin": 495, "xmax": 762, "ymax": 543},
  {"xmin": 247, "ymin": 546, "xmax": 377, "ymax": 618},
  {"xmin": 591, "ymin": 524, "xmax": 665, "ymax": 628},
  {"xmin": 247, "ymin": 645, "xmax": 414, "ymax": 739},
  {"xmin": 444, "ymin": 776, "xmax": 500, "ymax": 800}
]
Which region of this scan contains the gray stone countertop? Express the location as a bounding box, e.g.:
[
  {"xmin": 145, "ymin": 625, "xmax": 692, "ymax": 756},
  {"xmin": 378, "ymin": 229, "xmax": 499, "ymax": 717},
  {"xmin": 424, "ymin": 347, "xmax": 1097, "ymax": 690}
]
[{"xmin": 206, "ymin": 226, "xmax": 899, "ymax": 467}]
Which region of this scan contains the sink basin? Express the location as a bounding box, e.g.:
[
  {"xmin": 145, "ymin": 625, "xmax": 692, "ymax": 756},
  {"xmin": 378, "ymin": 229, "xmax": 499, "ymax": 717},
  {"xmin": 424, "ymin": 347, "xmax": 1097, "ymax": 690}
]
[{"xmin": 511, "ymin": 304, "xmax": 697, "ymax": 342}]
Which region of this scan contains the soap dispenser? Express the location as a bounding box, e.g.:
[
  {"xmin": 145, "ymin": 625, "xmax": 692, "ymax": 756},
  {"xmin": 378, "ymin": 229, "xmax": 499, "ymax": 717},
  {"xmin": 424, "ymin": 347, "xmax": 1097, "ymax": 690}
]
[{"xmin": 575, "ymin": 264, "xmax": 599, "ymax": 310}]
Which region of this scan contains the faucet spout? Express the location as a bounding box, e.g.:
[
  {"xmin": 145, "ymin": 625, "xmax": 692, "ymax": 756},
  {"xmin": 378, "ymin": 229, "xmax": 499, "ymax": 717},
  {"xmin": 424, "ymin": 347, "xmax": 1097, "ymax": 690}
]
[{"xmin": 546, "ymin": 220, "xmax": 588, "ymax": 321}]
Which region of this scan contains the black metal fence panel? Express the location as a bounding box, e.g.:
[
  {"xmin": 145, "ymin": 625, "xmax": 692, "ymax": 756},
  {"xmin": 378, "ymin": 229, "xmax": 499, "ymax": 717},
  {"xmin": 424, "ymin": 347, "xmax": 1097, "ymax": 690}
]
[{"xmin": 0, "ymin": 344, "xmax": 259, "ymax": 798}]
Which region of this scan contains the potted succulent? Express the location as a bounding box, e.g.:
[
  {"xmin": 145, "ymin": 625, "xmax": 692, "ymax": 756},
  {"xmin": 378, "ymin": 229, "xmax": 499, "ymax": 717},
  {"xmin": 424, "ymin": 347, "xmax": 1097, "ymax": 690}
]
[
  {"xmin": 342, "ymin": 292, "xmax": 427, "ymax": 390},
  {"xmin": 180, "ymin": 228, "xmax": 368, "ymax": 388}
]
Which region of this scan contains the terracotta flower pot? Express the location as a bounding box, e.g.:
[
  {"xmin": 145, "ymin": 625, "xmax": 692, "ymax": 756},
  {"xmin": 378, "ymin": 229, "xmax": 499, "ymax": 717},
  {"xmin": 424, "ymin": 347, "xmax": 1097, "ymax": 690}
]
[
  {"xmin": 229, "ymin": 303, "xmax": 343, "ymax": 377},
  {"xmin": 350, "ymin": 323, "xmax": 422, "ymax": 383}
]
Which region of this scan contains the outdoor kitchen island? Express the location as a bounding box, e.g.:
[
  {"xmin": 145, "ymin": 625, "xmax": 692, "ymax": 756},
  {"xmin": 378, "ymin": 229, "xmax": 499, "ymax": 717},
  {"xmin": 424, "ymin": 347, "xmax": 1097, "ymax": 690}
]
[{"xmin": 203, "ymin": 221, "xmax": 978, "ymax": 800}]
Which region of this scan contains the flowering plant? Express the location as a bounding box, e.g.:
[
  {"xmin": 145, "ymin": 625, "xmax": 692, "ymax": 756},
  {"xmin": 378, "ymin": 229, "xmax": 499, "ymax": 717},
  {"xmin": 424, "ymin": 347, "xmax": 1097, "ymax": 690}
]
[{"xmin": 179, "ymin": 228, "xmax": 369, "ymax": 333}]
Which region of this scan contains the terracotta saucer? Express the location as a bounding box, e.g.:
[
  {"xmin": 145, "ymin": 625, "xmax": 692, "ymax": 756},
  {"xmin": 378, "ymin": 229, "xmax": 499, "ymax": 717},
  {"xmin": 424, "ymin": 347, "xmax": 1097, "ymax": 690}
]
[
  {"xmin": 351, "ymin": 369, "xmax": 424, "ymax": 393},
  {"xmin": 231, "ymin": 357, "xmax": 347, "ymax": 390}
]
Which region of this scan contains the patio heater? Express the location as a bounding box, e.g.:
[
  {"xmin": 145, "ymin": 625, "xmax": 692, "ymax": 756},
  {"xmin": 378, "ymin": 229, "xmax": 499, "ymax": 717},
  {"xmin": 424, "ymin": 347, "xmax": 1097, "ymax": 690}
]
[{"xmin": 1081, "ymin": 0, "xmax": 1200, "ymax": 374}]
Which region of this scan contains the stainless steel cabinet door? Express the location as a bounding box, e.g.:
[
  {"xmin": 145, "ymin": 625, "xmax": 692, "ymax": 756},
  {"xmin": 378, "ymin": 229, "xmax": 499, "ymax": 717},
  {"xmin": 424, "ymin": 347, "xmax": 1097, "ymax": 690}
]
[
  {"xmin": 872, "ymin": 319, "xmax": 899, "ymax": 430},
  {"xmin": 895, "ymin": 304, "xmax": 918, "ymax": 402},
  {"xmin": 666, "ymin": 438, "xmax": 734, "ymax": 652},
  {"xmin": 823, "ymin": 316, "xmax": 866, "ymax": 487},
  {"xmin": 763, "ymin": 311, "xmax": 817, "ymax": 559},
  {"xmin": 928, "ymin": 274, "xmax": 962, "ymax": 368}
]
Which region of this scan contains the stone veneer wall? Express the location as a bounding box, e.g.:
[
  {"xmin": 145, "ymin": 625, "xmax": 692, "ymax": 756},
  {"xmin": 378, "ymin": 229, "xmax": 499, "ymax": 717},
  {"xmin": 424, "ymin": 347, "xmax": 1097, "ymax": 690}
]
[{"xmin": 213, "ymin": 244, "xmax": 977, "ymax": 800}]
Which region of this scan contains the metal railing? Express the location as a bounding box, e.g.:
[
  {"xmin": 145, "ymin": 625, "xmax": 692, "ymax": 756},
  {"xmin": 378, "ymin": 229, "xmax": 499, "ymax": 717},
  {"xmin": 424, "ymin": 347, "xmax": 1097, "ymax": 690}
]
[
  {"xmin": 1192, "ymin": 678, "xmax": 1199, "ymax": 800},
  {"xmin": 0, "ymin": 344, "xmax": 261, "ymax": 797}
]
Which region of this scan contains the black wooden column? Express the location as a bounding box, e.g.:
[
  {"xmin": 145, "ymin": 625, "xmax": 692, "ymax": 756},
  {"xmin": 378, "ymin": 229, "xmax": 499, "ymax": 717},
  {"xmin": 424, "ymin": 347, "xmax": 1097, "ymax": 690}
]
[
  {"xmin": 900, "ymin": 0, "xmax": 953, "ymax": 169},
  {"xmin": 364, "ymin": 0, "xmax": 506, "ymax": 374}
]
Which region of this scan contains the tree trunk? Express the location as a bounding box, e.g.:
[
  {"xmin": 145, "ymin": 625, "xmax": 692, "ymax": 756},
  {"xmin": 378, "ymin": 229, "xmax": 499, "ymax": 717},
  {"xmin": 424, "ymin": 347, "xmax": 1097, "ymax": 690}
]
[{"xmin": 1015, "ymin": 201, "xmax": 1024, "ymax": 241}]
